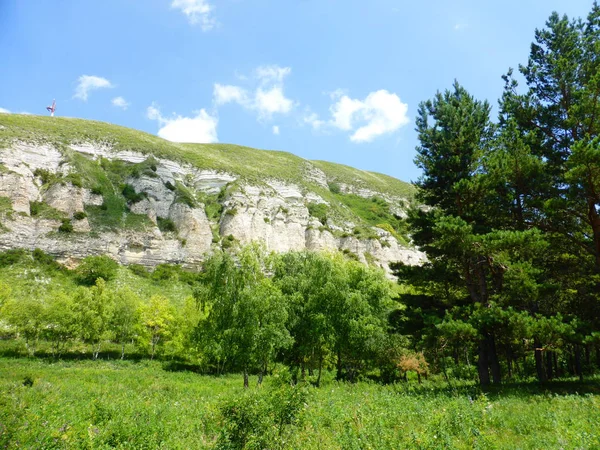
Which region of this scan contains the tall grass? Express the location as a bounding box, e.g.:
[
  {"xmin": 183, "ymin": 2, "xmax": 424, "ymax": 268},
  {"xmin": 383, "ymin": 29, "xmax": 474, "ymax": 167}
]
[{"xmin": 0, "ymin": 357, "xmax": 598, "ymax": 449}]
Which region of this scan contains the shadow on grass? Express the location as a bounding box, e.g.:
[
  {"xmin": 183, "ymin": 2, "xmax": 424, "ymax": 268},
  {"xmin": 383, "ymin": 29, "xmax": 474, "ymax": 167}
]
[{"xmin": 389, "ymin": 376, "xmax": 600, "ymax": 399}]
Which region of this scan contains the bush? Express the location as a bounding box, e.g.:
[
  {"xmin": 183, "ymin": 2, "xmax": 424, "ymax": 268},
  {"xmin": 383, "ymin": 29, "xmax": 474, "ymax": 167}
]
[
  {"xmin": 73, "ymin": 211, "xmax": 87, "ymax": 221},
  {"xmin": 0, "ymin": 249, "xmax": 27, "ymax": 267},
  {"xmin": 58, "ymin": 219, "xmax": 73, "ymax": 233},
  {"xmin": 157, "ymin": 217, "xmax": 176, "ymax": 233},
  {"xmin": 216, "ymin": 385, "xmax": 307, "ymax": 450},
  {"xmin": 121, "ymin": 184, "xmax": 145, "ymax": 204},
  {"xmin": 221, "ymin": 234, "xmax": 237, "ymax": 249},
  {"xmin": 32, "ymin": 248, "xmax": 60, "ymax": 269},
  {"xmin": 33, "ymin": 168, "xmax": 59, "ymax": 185},
  {"xmin": 128, "ymin": 264, "xmax": 150, "ymax": 278},
  {"xmin": 76, "ymin": 255, "xmax": 119, "ymax": 285},
  {"xmin": 328, "ymin": 182, "xmax": 341, "ymax": 194},
  {"xmin": 152, "ymin": 264, "xmax": 182, "ymax": 282},
  {"xmin": 307, "ymin": 203, "xmax": 328, "ymax": 224}
]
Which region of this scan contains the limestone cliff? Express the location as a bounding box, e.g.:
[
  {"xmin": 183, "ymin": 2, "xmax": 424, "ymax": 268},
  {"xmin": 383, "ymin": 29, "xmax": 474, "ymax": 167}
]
[{"xmin": 0, "ymin": 115, "xmax": 424, "ymax": 276}]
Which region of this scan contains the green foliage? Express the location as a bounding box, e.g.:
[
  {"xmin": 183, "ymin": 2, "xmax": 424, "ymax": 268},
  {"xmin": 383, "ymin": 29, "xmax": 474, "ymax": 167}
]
[
  {"xmin": 0, "ymin": 249, "xmax": 27, "ymax": 267},
  {"xmin": 307, "ymin": 202, "xmax": 328, "ymax": 224},
  {"xmin": 76, "ymin": 255, "xmax": 119, "ymax": 285},
  {"xmin": 198, "ymin": 244, "xmax": 292, "ymax": 385},
  {"xmin": 29, "ymin": 201, "xmax": 64, "ymax": 220},
  {"xmin": 332, "ymin": 193, "xmax": 409, "ymax": 242},
  {"xmin": 221, "ymin": 234, "xmax": 237, "ymax": 249},
  {"xmin": 327, "ymin": 182, "xmax": 341, "ymax": 194},
  {"xmin": 1, "ymin": 358, "xmax": 599, "ymax": 449},
  {"xmin": 157, "ymin": 216, "xmax": 176, "ymax": 233},
  {"xmin": 72, "ymin": 210, "xmax": 87, "ymax": 220},
  {"xmin": 58, "ymin": 218, "xmax": 73, "ymax": 233},
  {"xmin": 33, "ymin": 168, "xmax": 59, "ymax": 185},
  {"xmin": 139, "ymin": 295, "xmax": 177, "ymax": 359},
  {"xmin": 217, "ymin": 384, "xmax": 308, "ymax": 449},
  {"xmin": 151, "ymin": 263, "xmax": 182, "ymax": 282},
  {"xmin": 128, "ymin": 263, "xmax": 150, "ymax": 278},
  {"xmin": 121, "ymin": 183, "xmax": 145, "ymax": 203},
  {"xmin": 174, "ymin": 181, "xmax": 197, "ymax": 207},
  {"xmin": 0, "ymin": 196, "xmax": 13, "ymax": 223}
]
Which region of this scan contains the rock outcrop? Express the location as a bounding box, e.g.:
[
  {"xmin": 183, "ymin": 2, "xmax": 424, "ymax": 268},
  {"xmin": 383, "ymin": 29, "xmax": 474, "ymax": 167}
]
[{"xmin": 0, "ymin": 141, "xmax": 425, "ymax": 276}]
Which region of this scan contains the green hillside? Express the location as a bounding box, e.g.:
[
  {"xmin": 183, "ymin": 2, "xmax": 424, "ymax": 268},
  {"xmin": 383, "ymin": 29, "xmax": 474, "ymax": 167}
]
[{"xmin": 0, "ymin": 114, "xmax": 414, "ymax": 198}]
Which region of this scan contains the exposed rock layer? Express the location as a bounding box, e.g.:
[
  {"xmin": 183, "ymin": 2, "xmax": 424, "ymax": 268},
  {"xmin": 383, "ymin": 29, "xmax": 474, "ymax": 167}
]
[{"xmin": 0, "ymin": 142, "xmax": 425, "ymax": 276}]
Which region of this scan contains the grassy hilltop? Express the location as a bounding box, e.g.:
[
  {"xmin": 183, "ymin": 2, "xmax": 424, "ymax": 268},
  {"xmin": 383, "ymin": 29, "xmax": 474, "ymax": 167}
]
[{"xmin": 0, "ymin": 114, "xmax": 414, "ymax": 198}]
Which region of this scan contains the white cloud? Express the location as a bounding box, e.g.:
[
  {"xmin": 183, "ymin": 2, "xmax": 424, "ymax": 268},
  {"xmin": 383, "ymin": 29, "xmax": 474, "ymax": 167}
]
[
  {"xmin": 256, "ymin": 65, "xmax": 291, "ymax": 85},
  {"xmin": 329, "ymin": 90, "xmax": 409, "ymax": 142},
  {"xmin": 0, "ymin": 108, "xmax": 10, "ymax": 114},
  {"xmin": 74, "ymin": 75, "xmax": 113, "ymax": 101},
  {"xmin": 171, "ymin": 0, "xmax": 216, "ymax": 31},
  {"xmin": 255, "ymin": 86, "xmax": 293, "ymax": 117},
  {"xmin": 272, "ymin": 125, "xmax": 280, "ymax": 135},
  {"xmin": 213, "ymin": 65, "xmax": 294, "ymax": 120},
  {"xmin": 146, "ymin": 103, "xmax": 218, "ymax": 143},
  {"xmin": 303, "ymin": 111, "xmax": 325, "ymax": 130},
  {"xmin": 112, "ymin": 96, "xmax": 130, "ymax": 110},
  {"xmin": 213, "ymin": 84, "xmax": 249, "ymax": 106},
  {"xmin": 331, "ymin": 96, "xmax": 365, "ymax": 131}
]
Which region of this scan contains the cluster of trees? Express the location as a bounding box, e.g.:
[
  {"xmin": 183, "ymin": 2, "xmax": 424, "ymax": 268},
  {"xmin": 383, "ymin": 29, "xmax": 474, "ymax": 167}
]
[
  {"xmin": 0, "ymin": 274, "xmax": 196, "ymax": 361},
  {"xmin": 393, "ymin": 5, "xmax": 600, "ymax": 385},
  {"xmin": 0, "ymin": 247, "xmax": 402, "ymax": 387}
]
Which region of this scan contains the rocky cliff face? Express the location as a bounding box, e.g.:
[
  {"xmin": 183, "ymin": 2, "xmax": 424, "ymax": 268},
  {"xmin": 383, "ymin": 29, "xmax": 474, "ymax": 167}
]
[{"xmin": 0, "ymin": 122, "xmax": 424, "ymax": 276}]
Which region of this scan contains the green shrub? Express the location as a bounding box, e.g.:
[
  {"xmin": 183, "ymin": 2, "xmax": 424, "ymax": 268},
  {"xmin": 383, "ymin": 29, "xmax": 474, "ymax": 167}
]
[
  {"xmin": 32, "ymin": 248, "xmax": 61, "ymax": 269},
  {"xmin": 76, "ymin": 255, "xmax": 119, "ymax": 285},
  {"xmin": 128, "ymin": 263, "xmax": 150, "ymax": 278},
  {"xmin": 157, "ymin": 217, "xmax": 176, "ymax": 233},
  {"xmin": 328, "ymin": 182, "xmax": 341, "ymax": 194},
  {"xmin": 33, "ymin": 168, "xmax": 59, "ymax": 185},
  {"xmin": 58, "ymin": 219, "xmax": 73, "ymax": 233},
  {"xmin": 0, "ymin": 249, "xmax": 27, "ymax": 267},
  {"xmin": 307, "ymin": 202, "xmax": 328, "ymax": 224},
  {"xmin": 65, "ymin": 173, "xmax": 83, "ymax": 188},
  {"xmin": 221, "ymin": 234, "xmax": 237, "ymax": 249},
  {"xmin": 216, "ymin": 385, "xmax": 307, "ymax": 450},
  {"xmin": 73, "ymin": 211, "xmax": 87, "ymax": 221},
  {"xmin": 152, "ymin": 264, "xmax": 181, "ymax": 281},
  {"xmin": 121, "ymin": 184, "xmax": 145, "ymax": 204},
  {"xmin": 164, "ymin": 181, "xmax": 176, "ymax": 192},
  {"xmin": 174, "ymin": 182, "xmax": 197, "ymax": 208}
]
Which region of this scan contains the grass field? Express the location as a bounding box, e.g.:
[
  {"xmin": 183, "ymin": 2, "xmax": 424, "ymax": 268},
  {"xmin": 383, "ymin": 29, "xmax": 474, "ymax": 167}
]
[{"xmin": 1, "ymin": 357, "xmax": 598, "ymax": 449}]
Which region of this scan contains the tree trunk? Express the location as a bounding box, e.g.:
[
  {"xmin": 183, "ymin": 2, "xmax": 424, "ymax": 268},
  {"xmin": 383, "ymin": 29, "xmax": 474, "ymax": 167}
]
[
  {"xmin": 546, "ymin": 351, "xmax": 553, "ymax": 381},
  {"xmin": 243, "ymin": 367, "xmax": 249, "ymax": 389},
  {"xmin": 488, "ymin": 334, "xmax": 501, "ymax": 384},
  {"xmin": 478, "ymin": 338, "xmax": 490, "ymax": 386},
  {"xmin": 121, "ymin": 343, "xmax": 125, "ymax": 360},
  {"xmin": 258, "ymin": 361, "xmax": 266, "ymax": 386},
  {"xmin": 534, "ymin": 340, "xmax": 547, "ymax": 383},
  {"xmin": 316, "ymin": 353, "xmax": 323, "ymax": 388},
  {"xmin": 336, "ymin": 350, "xmax": 343, "ymax": 381},
  {"xmin": 575, "ymin": 345, "xmax": 584, "ymax": 382}
]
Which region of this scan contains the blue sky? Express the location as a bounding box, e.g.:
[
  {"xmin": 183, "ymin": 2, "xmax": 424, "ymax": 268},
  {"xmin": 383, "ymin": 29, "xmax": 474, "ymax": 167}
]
[{"xmin": 0, "ymin": 0, "xmax": 594, "ymax": 182}]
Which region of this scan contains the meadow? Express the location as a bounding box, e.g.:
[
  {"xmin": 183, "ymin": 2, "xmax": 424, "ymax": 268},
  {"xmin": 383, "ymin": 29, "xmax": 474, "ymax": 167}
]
[{"xmin": 1, "ymin": 355, "xmax": 599, "ymax": 449}]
